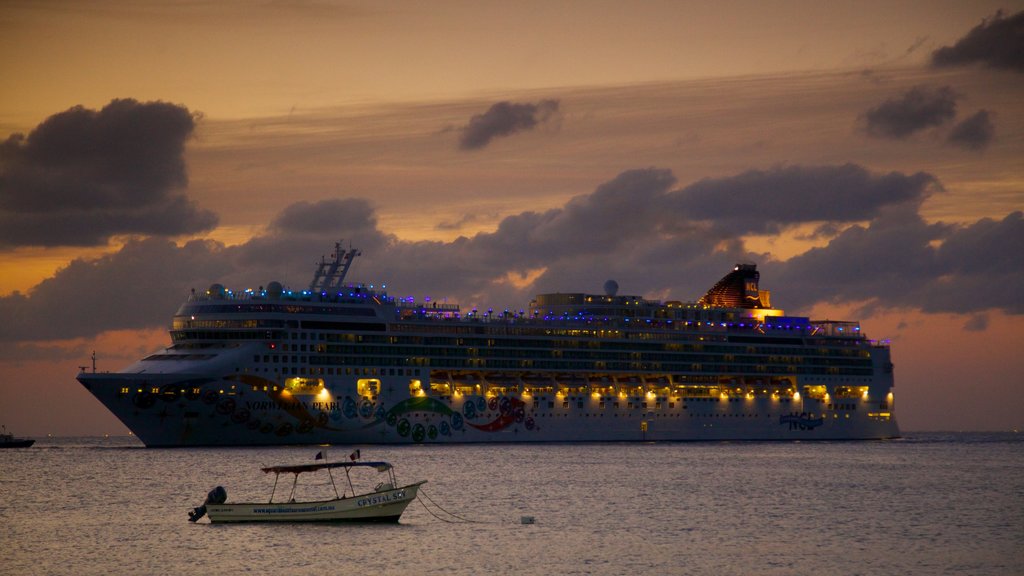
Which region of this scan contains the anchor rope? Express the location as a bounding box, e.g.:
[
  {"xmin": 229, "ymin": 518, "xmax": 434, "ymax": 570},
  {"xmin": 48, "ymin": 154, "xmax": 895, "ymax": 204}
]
[{"xmin": 415, "ymin": 489, "xmax": 492, "ymax": 524}]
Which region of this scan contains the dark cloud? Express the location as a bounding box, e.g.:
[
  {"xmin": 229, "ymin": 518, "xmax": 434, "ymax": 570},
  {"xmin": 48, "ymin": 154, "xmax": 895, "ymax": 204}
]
[
  {"xmin": 769, "ymin": 206, "xmax": 952, "ymax": 312},
  {"xmin": 0, "ymin": 99, "xmax": 217, "ymax": 247},
  {"xmin": 270, "ymin": 198, "xmax": 378, "ymax": 235},
  {"xmin": 772, "ymin": 210, "xmax": 1023, "ymax": 315},
  {"xmin": 671, "ymin": 164, "xmax": 939, "ymax": 235},
  {"xmin": 926, "ymin": 211, "xmax": 1024, "ymax": 314},
  {"xmin": 435, "ymin": 211, "xmax": 499, "ymax": 232},
  {"xmin": 862, "ymin": 85, "xmax": 958, "ymax": 139},
  {"xmin": 0, "ymin": 237, "xmax": 229, "ymax": 341},
  {"xmin": 238, "ymin": 198, "xmax": 392, "ymax": 275},
  {"xmin": 963, "ymin": 314, "xmax": 989, "ymax": 332},
  {"xmin": 931, "ymin": 10, "xmax": 1024, "ymax": 73},
  {"xmin": 2, "ymin": 168, "xmax": 1018, "ymax": 343},
  {"xmin": 458, "ymin": 99, "xmax": 559, "ymax": 150},
  {"xmin": 947, "ymin": 109, "xmax": 996, "ymax": 150}
]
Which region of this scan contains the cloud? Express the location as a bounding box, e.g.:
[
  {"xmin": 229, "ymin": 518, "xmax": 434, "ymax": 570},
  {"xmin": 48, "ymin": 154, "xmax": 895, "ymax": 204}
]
[
  {"xmin": 861, "ymin": 85, "xmax": 958, "ymax": 139},
  {"xmin": 0, "ymin": 99, "xmax": 217, "ymax": 248},
  {"xmin": 0, "ymin": 237, "xmax": 230, "ymax": 342},
  {"xmin": 931, "ymin": 10, "xmax": 1024, "ymax": 72},
  {"xmin": 963, "ymin": 314, "xmax": 989, "ymax": 332},
  {"xmin": 947, "ymin": 109, "xmax": 995, "ymax": 150},
  {"xmin": 269, "ymin": 198, "xmax": 378, "ymax": 235},
  {"xmin": 671, "ymin": 164, "xmax": 940, "ymax": 235},
  {"xmin": 1, "ymin": 168, "xmax": 1019, "ymax": 343},
  {"xmin": 435, "ymin": 211, "xmax": 500, "ymax": 231},
  {"xmin": 458, "ymin": 99, "xmax": 560, "ymax": 150},
  {"xmin": 926, "ymin": 211, "xmax": 1024, "ymax": 314},
  {"xmin": 772, "ymin": 210, "xmax": 1023, "ymax": 315},
  {"xmin": 237, "ymin": 198, "xmax": 393, "ymax": 276}
]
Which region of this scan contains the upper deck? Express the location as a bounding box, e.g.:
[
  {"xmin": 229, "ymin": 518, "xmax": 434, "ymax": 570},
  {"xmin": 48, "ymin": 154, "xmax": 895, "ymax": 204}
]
[{"xmin": 171, "ymin": 243, "xmax": 883, "ymax": 348}]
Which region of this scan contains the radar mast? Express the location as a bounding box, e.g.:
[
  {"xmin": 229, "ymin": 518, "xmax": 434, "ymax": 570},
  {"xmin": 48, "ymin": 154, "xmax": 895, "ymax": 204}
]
[{"xmin": 309, "ymin": 241, "xmax": 360, "ymax": 292}]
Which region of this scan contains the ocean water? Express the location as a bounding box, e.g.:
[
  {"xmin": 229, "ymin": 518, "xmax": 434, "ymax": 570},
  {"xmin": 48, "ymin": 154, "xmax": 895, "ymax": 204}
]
[{"xmin": 2, "ymin": 433, "xmax": 1022, "ymax": 576}]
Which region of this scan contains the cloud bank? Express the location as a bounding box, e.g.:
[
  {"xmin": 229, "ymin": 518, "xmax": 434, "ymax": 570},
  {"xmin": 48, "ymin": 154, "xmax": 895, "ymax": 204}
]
[
  {"xmin": 931, "ymin": 10, "xmax": 1024, "ymax": 73},
  {"xmin": 2, "ymin": 164, "xmax": 1020, "ymax": 343},
  {"xmin": 0, "ymin": 99, "xmax": 217, "ymax": 247},
  {"xmin": 458, "ymin": 99, "xmax": 560, "ymax": 150}
]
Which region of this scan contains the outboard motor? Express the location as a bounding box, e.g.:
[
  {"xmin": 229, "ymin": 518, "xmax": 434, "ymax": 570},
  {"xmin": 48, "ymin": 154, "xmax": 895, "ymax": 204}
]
[{"xmin": 188, "ymin": 486, "xmax": 227, "ymax": 522}]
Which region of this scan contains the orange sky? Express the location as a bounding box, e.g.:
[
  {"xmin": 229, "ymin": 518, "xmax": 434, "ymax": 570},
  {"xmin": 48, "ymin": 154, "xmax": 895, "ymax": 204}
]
[{"xmin": 1, "ymin": 1, "xmax": 1022, "ymax": 434}]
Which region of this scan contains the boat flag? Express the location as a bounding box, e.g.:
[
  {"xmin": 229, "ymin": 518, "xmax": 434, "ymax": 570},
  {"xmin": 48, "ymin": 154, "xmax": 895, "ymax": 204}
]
[
  {"xmin": 349, "ymin": 449, "xmax": 360, "ymax": 461},
  {"xmin": 315, "ymin": 451, "xmax": 323, "ymax": 460}
]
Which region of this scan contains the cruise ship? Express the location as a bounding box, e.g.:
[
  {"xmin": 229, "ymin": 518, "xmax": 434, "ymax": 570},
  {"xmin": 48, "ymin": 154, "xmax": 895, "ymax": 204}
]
[{"xmin": 78, "ymin": 243, "xmax": 899, "ymax": 446}]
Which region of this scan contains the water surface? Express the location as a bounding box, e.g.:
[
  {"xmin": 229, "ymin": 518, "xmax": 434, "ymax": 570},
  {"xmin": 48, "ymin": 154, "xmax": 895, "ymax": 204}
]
[{"xmin": 3, "ymin": 433, "xmax": 1022, "ymax": 575}]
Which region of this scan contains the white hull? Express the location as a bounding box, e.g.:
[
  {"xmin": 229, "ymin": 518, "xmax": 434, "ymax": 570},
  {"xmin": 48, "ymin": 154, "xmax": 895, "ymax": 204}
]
[
  {"xmin": 79, "ymin": 370, "xmax": 899, "ymax": 446},
  {"xmin": 207, "ymin": 482, "xmax": 424, "ymax": 523}
]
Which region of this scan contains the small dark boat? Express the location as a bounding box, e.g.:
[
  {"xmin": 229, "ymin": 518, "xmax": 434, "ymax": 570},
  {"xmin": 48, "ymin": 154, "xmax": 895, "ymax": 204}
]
[{"xmin": 1, "ymin": 425, "xmax": 35, "ymax": 448}]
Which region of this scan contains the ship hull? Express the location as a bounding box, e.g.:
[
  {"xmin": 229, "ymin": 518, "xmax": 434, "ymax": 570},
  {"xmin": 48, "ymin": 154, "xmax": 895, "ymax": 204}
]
[{"xmin": 78, "ymin": 371, "xmax": 899, "ymax": 446}]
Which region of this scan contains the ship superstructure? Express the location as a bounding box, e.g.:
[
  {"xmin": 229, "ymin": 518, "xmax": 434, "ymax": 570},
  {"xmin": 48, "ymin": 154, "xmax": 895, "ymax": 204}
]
[{"xmin": 78, "ymin": 243, "xmax": 899, "ymax": 446}]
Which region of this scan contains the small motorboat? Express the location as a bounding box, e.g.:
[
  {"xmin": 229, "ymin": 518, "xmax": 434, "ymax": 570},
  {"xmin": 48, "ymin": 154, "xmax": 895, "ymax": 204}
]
[
  {"xmin": 0, "ymin": 425, "xmax": 34, "ymax": 448},
  {"xmin": 189, "ymin": 459, "xmax": 425, "ymax": 523}
]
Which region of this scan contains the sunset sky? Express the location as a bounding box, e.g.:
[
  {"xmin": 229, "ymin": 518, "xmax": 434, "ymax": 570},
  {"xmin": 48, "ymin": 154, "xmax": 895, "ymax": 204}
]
[{"xmin": 1, "ymin": 0, "xmax": 1022, "ymax": 435}]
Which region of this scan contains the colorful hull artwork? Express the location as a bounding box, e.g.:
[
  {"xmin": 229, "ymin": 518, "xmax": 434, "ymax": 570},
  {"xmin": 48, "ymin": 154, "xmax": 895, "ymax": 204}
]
[{"xmin": 80, "ymin": 367, "xmax": 898, "ymax": 446}]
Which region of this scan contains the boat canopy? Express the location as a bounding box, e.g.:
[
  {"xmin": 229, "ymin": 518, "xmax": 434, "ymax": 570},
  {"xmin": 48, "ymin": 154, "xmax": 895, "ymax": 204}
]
[{"xmin": 261, "ymin": 461, "xmax": 392, "ymax": 475}]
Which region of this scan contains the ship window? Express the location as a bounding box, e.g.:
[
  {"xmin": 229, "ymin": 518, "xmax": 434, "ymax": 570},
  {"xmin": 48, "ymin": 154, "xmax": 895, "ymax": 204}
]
[
  {"xmin": 357, "ymin": 378, "xmax": 380, "ymax": 398},
  {"xmin": 284, "ymin": 377, "xmax": 324, "ymax": 394},
  {"xmin": 803, "ymin": 385, "xmax": 827, "ymax": 400}
]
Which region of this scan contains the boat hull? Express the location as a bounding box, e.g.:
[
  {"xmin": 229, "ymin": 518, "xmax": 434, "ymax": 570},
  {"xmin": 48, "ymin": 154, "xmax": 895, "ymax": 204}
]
[
  {"xmin": 1, "ymin": 439, "xmax": 35, "ymax": 448},
  {"xmin": 206, "ymin": 482, "xmax": 424, "ymax": 523}
]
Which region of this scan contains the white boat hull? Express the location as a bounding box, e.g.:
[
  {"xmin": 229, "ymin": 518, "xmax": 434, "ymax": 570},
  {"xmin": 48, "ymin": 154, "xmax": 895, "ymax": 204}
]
[{"xmin": 206, "ymin": 482, "xmax": 424, "ymax": 523}]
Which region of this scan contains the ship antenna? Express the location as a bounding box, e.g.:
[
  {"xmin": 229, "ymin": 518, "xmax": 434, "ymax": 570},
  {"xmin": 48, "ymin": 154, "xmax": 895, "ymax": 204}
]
[{"xmin": 308, "ymin": 241, "xmax": 361, "ymax": 292}]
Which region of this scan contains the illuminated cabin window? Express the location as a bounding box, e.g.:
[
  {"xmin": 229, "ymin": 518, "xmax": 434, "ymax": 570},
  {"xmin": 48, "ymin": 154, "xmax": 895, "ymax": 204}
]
[
  {"xmin": 834, "ymin": 385, "xmax": 869, "ymax": 398},
  {"xmin": 430, "ymin": 380, "xmax": 452, "ymax": 395},
  {"xmin": 284, "ymin": 377, "xmax": 324, "ymax": 394},
  {"xmin": 357, "ymin": 378, "xmax": 380, "ymax": 398},
  {"xmin": 803, "ymin": 385, "xmax": 827, "ymax": 400},
  {"xmin": 409, "ymin": 379, "xmax": 425, "ymax": 397}
]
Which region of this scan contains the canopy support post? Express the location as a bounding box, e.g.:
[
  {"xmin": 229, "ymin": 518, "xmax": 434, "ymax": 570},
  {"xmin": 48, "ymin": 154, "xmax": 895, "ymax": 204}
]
[
  {"xmin": 269, "ymin": 473, "xmax": 280, "ymax": 503},
  {"xmin": 288, "ymin": 473, "xmax": 299, "ymax": 502}
]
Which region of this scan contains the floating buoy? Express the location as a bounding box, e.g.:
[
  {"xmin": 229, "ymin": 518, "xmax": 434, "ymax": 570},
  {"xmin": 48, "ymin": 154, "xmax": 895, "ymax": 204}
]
[{"xmin": 520, "ymin": 516, "xmax": 535, "ymax": 525}]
